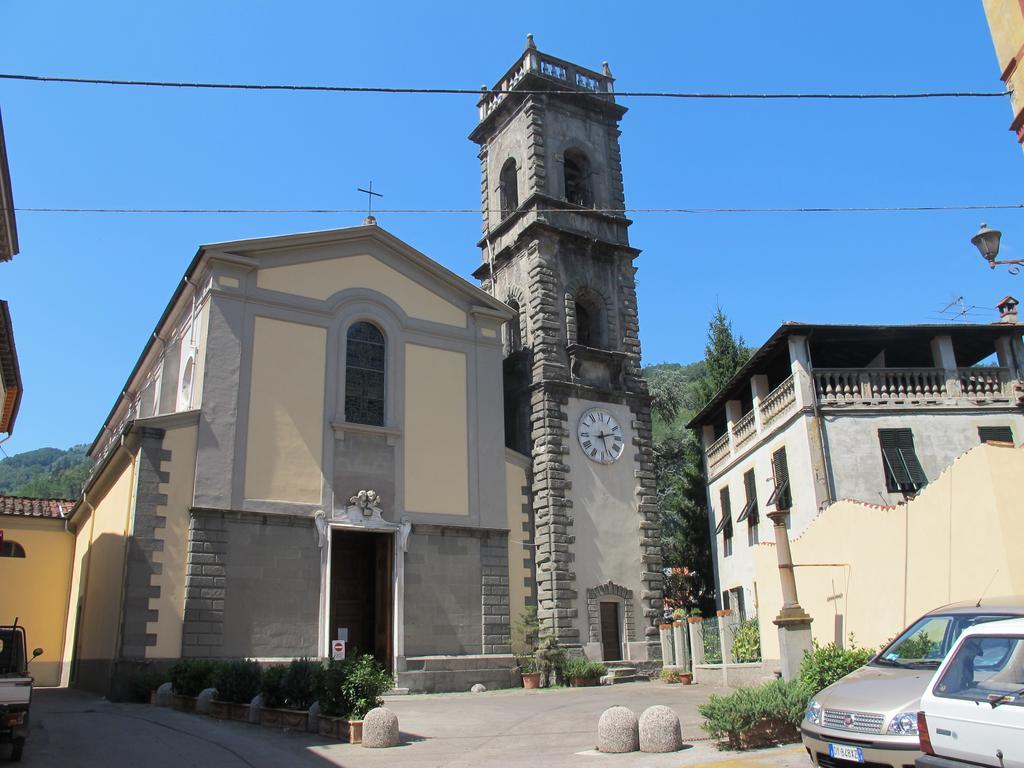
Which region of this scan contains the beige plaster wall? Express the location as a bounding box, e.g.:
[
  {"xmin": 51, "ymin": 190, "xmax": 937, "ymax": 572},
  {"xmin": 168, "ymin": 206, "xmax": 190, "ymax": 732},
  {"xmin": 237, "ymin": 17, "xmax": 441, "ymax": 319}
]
[
  {"xmin": 73, "ymin": 453, "xmax": 138, "ymax": 666},
  {"xmin": 754, "ymin": 443, "xmax": 1024, "ymax": 661},
  {"xmin": 61, "ymin": 513, "xmax": 92, "ymax": 685},
  {"xmin": 256, "ymin": 252, "xmax": 466, "ymax": 328},
  {"xmin": 404, "ymin": 343, "xmax": 468, "ymax": 516},
  {"xmin": 0, "ymin": 517, "xmax": 74, "ymax": 686},
  {"xmin": 146, "ymin": 422, "xmax": 198, "ymax": 659},
  {"xmin": 505, "ymin": 455, "xmax": 531, "ymax": 633},
  {"xmin": 983, "ymin": 1, "xmax": 1024, "ymax": 140},
  {"xmin": 244, "ymin": 316, "xmax": 326, "ymax": 504}
]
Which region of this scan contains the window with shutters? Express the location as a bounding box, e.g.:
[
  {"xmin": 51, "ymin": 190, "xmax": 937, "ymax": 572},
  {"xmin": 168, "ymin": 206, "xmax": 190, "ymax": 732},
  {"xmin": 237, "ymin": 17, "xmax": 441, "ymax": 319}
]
[
  {"xmin": 737, "ymin": 469, "xmax": 759, "ymax": 525},
  {"xmin": 345, "ymin": 321, "xmax": 386, "ymax": 426},
  {"xmin": 766, "ymin": 447, "xmax": 792, "ymax": 510},
  {"xmin": 978, "ymin": 425, "xmax": 1014, "ymax": 444},
  {"xmin": 715, "ymin": 486, "xmax": 733, "ymax": 555},
  {"xmin": 878, "ymin": 429, "xmax": 928, "ymax": 493}
]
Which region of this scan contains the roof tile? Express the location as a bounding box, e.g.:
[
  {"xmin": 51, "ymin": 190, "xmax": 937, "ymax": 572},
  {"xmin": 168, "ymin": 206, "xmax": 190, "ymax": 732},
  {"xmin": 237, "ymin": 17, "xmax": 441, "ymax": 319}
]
[{"xmin": 0, "ymin": 496, "xmax": 74, "ymax": 519}]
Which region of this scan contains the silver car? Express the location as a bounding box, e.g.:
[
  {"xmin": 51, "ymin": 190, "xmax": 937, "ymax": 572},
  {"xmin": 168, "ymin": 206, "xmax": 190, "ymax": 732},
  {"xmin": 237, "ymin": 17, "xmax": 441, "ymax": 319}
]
[{"xmin": 801, "ymin": 598, "xmax": 1024, "ymax": 768}]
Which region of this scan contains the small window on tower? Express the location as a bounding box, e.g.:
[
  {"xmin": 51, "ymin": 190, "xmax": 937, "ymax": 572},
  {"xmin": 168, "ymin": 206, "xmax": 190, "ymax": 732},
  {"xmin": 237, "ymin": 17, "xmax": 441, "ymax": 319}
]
[
  {"xmin": 499, "ymin": 159, "xmax": 519, "ymax": 219},
  {"xmin": 563, "ymin": 149, "xmax": 593, "ymax": 207},
  {"xmin": 575, "ymin": 302, "xmax": 593, "ymax": 347},
  {"xmin": 505, "ymin": 299, "xmax": 523, "ymax": 354}
]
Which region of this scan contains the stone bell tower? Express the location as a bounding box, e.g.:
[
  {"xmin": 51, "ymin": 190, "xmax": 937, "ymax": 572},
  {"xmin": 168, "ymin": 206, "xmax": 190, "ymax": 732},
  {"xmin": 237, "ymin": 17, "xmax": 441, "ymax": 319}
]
[{"xmin": 470, "ymin": 36, "xmax": 662, "ymax": 661}]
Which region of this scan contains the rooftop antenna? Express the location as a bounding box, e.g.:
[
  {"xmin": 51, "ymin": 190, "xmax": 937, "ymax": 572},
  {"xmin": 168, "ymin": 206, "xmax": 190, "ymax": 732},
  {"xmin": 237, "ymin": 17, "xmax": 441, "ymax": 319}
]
[
  {"xmin": 976, "ymin": 569, "xmax": 999, "ymax": 607},
  {"xmin": 936, "ymin": 295, "xmax": 986, "ymax": 323}
]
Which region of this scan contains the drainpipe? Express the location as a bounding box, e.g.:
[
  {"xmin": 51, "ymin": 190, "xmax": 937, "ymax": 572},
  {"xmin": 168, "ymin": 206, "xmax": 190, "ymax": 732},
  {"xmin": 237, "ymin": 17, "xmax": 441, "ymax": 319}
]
[{"xmin": 804, "ymin": 334, "xmax": 835, "ymax": 505}]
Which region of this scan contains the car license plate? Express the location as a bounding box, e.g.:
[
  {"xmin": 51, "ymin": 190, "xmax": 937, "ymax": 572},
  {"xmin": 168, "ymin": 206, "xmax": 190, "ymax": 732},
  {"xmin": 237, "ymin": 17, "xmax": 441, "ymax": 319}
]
[{"xmin": 828, "ymin": 743, "xmax": 865, "ymax": 763}]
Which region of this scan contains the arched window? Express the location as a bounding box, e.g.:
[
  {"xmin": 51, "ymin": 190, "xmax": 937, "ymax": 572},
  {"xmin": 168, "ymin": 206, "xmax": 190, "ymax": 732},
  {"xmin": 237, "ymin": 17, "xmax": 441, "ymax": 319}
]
[
  {"xmin": 563, "ymin": 149, "xmax": 592, "ymax": 207},
  {"xmin": 0, "ymin": 541, "xmax": 25, "ymax": 558},
  {"xmin": 345, "ymin": 322, "xmax": 386, "ymax": 426},
  {"xmin": 572, "ymin": 290, "xmax": 605, "ymax": 349},
  {"xmin": 575, "ymin": 301, "xmax": 593, "ymax": 347},
  {"xmin": 505, "ymin": 299, "xmax": 523, "ymax": 354},
  {"xmin": 499, "ymin": 159, "xmax": 519, "ymax": 219}
]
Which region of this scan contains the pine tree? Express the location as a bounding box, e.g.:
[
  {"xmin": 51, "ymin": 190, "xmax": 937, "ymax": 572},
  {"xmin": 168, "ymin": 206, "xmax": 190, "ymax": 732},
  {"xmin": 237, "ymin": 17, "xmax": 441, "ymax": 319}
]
[{"xmin": 692, "ymin": 306, "xmax": 751, "ymax": 411}]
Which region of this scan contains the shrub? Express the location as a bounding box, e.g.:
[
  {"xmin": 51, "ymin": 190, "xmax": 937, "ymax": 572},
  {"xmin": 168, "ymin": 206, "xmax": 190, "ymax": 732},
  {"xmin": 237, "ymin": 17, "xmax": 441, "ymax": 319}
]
[
  {"xmin": 731, "ymin": 619, "xmax": 761, "ymax": 663},
  {"xmin": 561, "ymin": 657, "xmax": 606, "ymax": 680},
  {"xmin": 660, "ymin": 667, "xmax": 680, "ymax": 684},
  {"xmin": 698, "ymin": 678, "xmax": 808, "ymax": 748},
  {"xmin": 282, "ymin": 658, "xmax": 322, "ymax": 710},
  {"xmin": 213, "ymin": 659, "xmax": 263, "ymax": 704},
  {"xmin": 316, "ymin": 655, "xmax": 394, "ymax": 719},
  {"xmin": 516, "ymin": 655, "xmax": 538, "ymax": 674},
  {"xmin": 261, "ymin": 665, "xmax": 288, "ymax": 709},
  {"xmin": 511, "ymin": 606, "xmax": 540, "ymax": 656},
  {"xmin": 170, "ymin": 659, "xmax": 221, "ymax": 697},
  {"xmin": 798, "ymin": 639, "xmax": 876, "ymax": 696},
  {"xmin": 127, "ymin": 666, "xmax": 171, "ymax": 702},
  {"xmin": 535, "ymin": 636, "xmax": 565, "ymax": 687}
]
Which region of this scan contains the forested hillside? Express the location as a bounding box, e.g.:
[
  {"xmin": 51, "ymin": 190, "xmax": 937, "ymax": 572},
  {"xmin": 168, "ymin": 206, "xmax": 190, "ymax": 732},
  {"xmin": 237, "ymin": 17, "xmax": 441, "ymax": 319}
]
[{"xmin": 0, "ymin": 444, "xmax": 92, "ymax": 499}]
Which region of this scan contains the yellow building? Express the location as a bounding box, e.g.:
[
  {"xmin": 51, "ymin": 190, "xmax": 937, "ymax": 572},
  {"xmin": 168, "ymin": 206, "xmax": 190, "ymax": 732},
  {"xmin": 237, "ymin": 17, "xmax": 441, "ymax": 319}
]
[
  {"xmin": 753, "ymin": 441, "xmax": 1024, "ymax": 662},
  {"xmin": 0, "ymin": 497, "xmax": 74, "ymax": 687},
  {"xmin": 982, "ymin": 1, "xmax": 1024, "ymax": 144}
]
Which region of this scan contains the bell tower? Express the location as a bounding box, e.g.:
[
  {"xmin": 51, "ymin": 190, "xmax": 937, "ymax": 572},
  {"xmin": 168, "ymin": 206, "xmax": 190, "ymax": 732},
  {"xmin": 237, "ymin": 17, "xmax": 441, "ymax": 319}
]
[{"xmin": 470, "ymin": 36, "xmax": 662, "ymax": 661}]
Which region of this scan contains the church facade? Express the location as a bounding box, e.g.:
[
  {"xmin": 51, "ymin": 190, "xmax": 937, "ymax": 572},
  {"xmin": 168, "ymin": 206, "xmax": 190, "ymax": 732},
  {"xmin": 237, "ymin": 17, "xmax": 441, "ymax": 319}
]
[{"xmin": 62, "ymin": 41, "xmax": 661, "ymax": 697}]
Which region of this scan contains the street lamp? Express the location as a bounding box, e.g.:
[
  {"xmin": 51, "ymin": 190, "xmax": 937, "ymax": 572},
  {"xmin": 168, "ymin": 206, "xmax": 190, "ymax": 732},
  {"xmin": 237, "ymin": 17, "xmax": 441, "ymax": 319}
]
[{"xmin": 972, "ymin": 223, "xmax": 1022, "ymax": 274}]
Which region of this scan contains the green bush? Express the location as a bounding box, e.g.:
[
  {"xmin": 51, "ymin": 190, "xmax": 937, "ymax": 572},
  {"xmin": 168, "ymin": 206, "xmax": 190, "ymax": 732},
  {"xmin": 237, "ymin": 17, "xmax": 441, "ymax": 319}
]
[
  {"xmin": 170, "ymin": 659, "xmax": 222, "ymax": 697},
  {"xmin": 511, "ymin": 606, "xmax": 540, "ymax": 656},
  {"xmin": 798, "ymin": 639, "xmax": 876, "ymax": 696},
  {"xmin": 535, "ymin": 636, "xmax": 566, "ymax": 687},
  {"xmin": 698, "ymin": 678, "xmax": 808, "ymax": 748},
  {"xmin": 731, "ymin": 619, "xmax": 762, "ymax": 663},
  {"xmin": 561, "ymin": 657, "xmax": 607, "ymax": 680},
  {"xmin": 516, "ymin": 654, "xmax": 538, "ymax": 674},
  {"xmin": 282, "ymin": 658, "xmax": 322, "ymax": 710},
  {"xmin": 261, "ymin": 665, "xmax": 288, "ymax": 709},
  {"xmin": 127, "ymin": 666, "xmax": 172, "ymax": 702},
  {"xmin": 316, "ymin": 655, "xmax": 394, "ymax": 719},
  {"xmin": 213, "ymin": 659, "xmax": 263, "ymax": 704}
]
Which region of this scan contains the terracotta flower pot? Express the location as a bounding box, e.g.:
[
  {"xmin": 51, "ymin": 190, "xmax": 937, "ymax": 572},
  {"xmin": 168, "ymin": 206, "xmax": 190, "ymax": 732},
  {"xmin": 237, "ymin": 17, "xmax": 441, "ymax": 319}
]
[
  {"xmin": 677, "ymin": 673, "xmax": 693, "ymax": 685},
  {"xmin": 171, "ymin": 694, "xmax": 197, "ymax": 713},
  {"xmin": 344, "ymin": 720, "xmax": 364, "ymax": 744},
  {"xmin": 570, "ymin": 676, "xmax": 600, "ymax": 687},
  {"xmin": 317, "ymin": 715, "xmax": 364, "ymax": 742},
  {"xmin": 521, "ymin": 672, "xmax": 541, "ymax": 689},
  {"xmin": 260, "ymin": 707, "xmax": 308, "ymax": 730}
]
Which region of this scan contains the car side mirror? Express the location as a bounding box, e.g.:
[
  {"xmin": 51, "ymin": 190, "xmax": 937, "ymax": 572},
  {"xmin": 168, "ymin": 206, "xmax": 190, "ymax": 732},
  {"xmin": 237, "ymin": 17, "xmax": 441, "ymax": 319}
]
[{"xmin": 32, "ymin": 648, "xmax": 43, "ymax": 659}]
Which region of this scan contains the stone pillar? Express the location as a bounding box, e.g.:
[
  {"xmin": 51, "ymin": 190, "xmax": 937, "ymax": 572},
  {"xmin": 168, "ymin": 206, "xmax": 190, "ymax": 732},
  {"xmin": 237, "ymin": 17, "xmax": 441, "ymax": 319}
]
[
  {"xmin": 787, "ymin": 335, "xmax": 815, "ymax": 408},
  {"xmin": 930, "ymin": 335, "xmax": 959, "ymax": 398},
  {"xmin": 724, "ymin": 399, "xmax": 742, "ymax": 456},
  {"xmin": 659, "ymin": 624, "xmax": 674, "ymax": 666},
  {"xmin": 687, "ymin": 617, "xmax": 704, "ymax": 682},
  {"xmin": 768, "ymin": 509, "xmax": 813, "ymax": 681},
  {"xmin": 672, "ymin": 620, "xmax": 689, "ymax": 671},
  {"xmin": 718, "ymin": 610, "xmax": 736, "ymax": 687},
  {"xmin": 995, "ymin": 335, "xmax": 1024, "ymax": 379},
  {"xmin": 750, "ymin": 374, "xmax": 769, "ymax": 434}
]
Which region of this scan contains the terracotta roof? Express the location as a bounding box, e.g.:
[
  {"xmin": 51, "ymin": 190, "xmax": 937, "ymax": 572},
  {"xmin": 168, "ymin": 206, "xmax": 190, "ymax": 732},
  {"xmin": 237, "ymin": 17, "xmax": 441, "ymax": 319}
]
[{"xmin": 0, "ymin": 496, "xmax": 74, "ymax": 519}]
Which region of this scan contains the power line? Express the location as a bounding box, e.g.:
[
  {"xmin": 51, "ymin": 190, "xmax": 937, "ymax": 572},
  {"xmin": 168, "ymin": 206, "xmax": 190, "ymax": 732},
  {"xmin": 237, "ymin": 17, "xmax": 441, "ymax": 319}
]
[
  {"xmin": 11, "ymin": 203, "xmax": 1024, "ymax": 215},
  {"xmin": 0, "ymin": 73, "xmax": 1009, "ymax": 100}
]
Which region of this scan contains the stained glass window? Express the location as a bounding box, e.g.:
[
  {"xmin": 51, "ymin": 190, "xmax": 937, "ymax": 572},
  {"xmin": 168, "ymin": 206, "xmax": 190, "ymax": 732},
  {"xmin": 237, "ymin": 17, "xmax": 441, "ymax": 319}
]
[{"xmin": 345, "ymin": 322, "xmax": 385, "ymax": 426}]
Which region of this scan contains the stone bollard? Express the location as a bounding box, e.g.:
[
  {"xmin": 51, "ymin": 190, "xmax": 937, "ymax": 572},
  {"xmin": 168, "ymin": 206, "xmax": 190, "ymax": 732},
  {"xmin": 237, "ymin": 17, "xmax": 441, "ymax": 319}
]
[
  {"xmin": 362, "ymin": 707, "xmax": 400, "ymax": 748},
  {"xmin": 673, "ymin": 620, "xmax": 690, "ymax": 672},
  {"xmin": 248, "ymin": 694, "xmax": 263, "ymax": 724},
  {"xmin": 471, "ymin": 683, "xmax": 486, "ymax": 693},
  {"xmin": 659, "ymin": 623, "xmax": 674, "ymax": 666},
  {"xmin": 196, "ymin": 688, "xmax": 217, "ymax": 715},
  {"xmin": 639, "ymin": 705, "xmax": 683, "ymax": 753},
  {"xmin": 307, "ymin": 701, "xmax": 321, "ymax": 733},
  {"xmin": 597, "ymin": 706, "xmax": 639, "ymax": 753},
  {"xmin": 155, "ymin": 682, "xmax": 173, "ymax": 707}
]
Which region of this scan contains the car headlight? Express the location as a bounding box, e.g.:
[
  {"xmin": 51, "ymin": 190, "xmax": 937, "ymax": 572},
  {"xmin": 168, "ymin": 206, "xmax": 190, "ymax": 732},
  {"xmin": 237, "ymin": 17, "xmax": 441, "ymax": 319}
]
[
  {"xmin": 887, "ymin": 712, "xmax": 919, "ymax": 736},
  {"xmin": 805, "ymin": 699, "xmax": 822, "ymax": 725}
]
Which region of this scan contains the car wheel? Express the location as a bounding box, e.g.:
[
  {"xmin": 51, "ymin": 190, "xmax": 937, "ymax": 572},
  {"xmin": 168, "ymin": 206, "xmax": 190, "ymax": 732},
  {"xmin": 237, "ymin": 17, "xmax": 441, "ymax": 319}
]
[{"xmin": 9, "ymin": 738, "xmax": 23, "ymax": 762}]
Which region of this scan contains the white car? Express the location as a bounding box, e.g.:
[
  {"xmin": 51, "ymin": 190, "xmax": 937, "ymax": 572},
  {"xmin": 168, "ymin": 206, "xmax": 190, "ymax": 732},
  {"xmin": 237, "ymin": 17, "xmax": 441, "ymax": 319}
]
[{"xmin": 917, "ymin": 616, "xmax": 1024, "ymax": 768}]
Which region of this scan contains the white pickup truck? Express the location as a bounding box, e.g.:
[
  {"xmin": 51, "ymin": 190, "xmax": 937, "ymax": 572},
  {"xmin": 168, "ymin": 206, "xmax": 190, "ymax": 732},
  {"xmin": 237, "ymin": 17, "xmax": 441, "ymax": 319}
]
[
  {"xmin": 917, "ymin": 616, "xmax": 1024, "ymax": 768},
  {"xmin": 0, "ymin": 624, "xmax": 42, "ymax": 763}
]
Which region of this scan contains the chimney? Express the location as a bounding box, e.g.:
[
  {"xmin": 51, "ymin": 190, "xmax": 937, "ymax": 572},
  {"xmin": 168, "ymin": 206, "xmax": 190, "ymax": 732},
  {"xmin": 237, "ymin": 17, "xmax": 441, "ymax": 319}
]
[{"xmin": 997, "ymin": 295, "xmax": 1019, "ymax": 323}]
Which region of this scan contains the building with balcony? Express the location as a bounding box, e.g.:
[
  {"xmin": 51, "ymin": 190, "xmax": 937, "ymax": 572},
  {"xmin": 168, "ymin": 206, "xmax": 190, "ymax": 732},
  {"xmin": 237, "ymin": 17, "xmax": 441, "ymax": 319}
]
[
  {"xmin": 0, "ymin": 108, "xmax": 22, "ymax": 436},
  {"xmin": 688, "ymin": 316, "xmax": 1024, "ymax": 617}
]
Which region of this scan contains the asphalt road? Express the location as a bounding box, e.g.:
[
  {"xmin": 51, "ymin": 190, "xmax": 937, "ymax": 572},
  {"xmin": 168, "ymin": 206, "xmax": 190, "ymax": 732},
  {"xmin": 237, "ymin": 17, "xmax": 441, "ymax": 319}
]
[{"xmin": 7, "ymin": 684, "xmax": 813, "ymax": 768}]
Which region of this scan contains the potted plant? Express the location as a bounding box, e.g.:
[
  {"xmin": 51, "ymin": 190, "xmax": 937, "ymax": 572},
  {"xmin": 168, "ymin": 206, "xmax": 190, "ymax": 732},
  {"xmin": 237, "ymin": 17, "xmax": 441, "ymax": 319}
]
[
  {"xmin": 534, "ymin": 636, "xmax": 565, "ymax": 688},
  {"xmin": 260, "ymin": 659, "xmax": 321, "ymax": 730},
  {"xmin": 316, "ymin": 655, "xmax": 393, "ymax": 742},
  {"xmin": 562, "ymin": 657, "xmax": 606, "ymax": 687},
  {"xmin": 170, "ymin": 659, "xmax": 219, "ymax": 713},
  {"xmin": 517, "ymin": 655, "xmax": 541, "ymax": 689},
  {"xmin": 661, "ymin": 667, "xmax": 693, "ymax": 685},
  {"xmin": 211, "ymin": 660, "xmax": 263, "ymax": 721}
]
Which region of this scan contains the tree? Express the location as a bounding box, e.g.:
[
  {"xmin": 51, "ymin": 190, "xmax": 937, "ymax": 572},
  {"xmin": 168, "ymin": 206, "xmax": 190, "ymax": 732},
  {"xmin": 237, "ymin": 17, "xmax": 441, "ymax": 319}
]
[{"xmin": 649, "ymin": 307, "xmax": 751, "ymax": 615}]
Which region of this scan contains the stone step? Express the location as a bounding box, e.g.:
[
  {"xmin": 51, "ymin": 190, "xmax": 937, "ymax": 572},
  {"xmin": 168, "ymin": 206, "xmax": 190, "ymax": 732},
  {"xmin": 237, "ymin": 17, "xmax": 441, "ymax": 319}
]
[
  {"xmin": 601, "ymin": 666, "xmax": 642, "ymax": 685},
  {"xmin": 403, "ymin": 654, "xmax": 517, "ymax": 673},
  {"xmin": 397, "ymin": 667, "xmax": 520, "ymax": 694}
]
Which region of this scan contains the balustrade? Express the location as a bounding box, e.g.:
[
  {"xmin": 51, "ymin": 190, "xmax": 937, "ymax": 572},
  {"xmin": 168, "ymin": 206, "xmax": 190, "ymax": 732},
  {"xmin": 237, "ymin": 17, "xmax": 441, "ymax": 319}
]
[
  {"xmin": 732, "ymin": 409, "xmax": 757, "ymax": 448},
  {"xmin": 958, "ymin": 367, "xmax": 1010, "ymax": 398},
  {"xmin": 479, "ymin": 51, "xmax": 613, "ymax": 120},
  {"xmin": 758, "ymin": 375, "xmax": 797, "ymax": 427},
  {"xmin": 706, "ymin": 432, "xmax": 730, "ymax": 470}
]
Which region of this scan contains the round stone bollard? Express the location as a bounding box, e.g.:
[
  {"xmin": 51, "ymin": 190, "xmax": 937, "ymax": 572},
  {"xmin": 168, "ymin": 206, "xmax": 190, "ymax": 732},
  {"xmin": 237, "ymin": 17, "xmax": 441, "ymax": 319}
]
[
  {"xmin": 471, "ymin": 683, "xmax": 486, "ymax": 693},
  {"xmin": 248, "ymin": 694, "xmax": 264, "ymax": 723},
  {"xmin": 639, "ymin": 705, "xmax": 683, "ymax": 753},
  {"xmin": 196, "ymin": 688, "xmax": 217, "ymax": 715},
  {"xmin": 361, "ymin": 707, "xmax": 400, "ymax": 748},
  {"xmin": 155, "ymin": 682, "xmax": 174, "ymax": 707},
  {"xmin": 597, "ymin": 706, "xmax": 639, "ymax": 753},
  {"xmin": 306, "ymin": 702, "xmax": 321, "ymax": 733}
]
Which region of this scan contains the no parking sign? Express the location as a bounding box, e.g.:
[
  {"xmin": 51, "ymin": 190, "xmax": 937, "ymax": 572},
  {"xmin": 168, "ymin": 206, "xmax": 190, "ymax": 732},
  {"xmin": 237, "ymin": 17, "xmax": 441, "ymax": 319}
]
[{"xmin": 331, "ymin": 640, "xmax": 346, "ymax": 661}]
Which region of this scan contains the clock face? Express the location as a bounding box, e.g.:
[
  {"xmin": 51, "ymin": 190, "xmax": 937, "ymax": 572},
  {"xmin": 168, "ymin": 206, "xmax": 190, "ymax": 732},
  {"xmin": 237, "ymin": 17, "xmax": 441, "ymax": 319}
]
[{"xmin": 577, "ymin": 407, "xmax": 626, "ymax": 464}]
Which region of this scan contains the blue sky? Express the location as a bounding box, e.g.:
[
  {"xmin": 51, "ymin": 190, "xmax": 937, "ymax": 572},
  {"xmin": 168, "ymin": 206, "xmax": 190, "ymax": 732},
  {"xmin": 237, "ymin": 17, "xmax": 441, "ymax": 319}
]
[{"xmin": 1, "ymin": 2, "xmax": 1023, "ymax": 454}]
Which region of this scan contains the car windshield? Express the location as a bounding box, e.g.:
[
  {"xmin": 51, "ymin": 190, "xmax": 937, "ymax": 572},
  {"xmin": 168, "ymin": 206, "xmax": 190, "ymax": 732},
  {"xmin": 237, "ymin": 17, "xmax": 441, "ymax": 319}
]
[
  {"xmin": 934, "ymin": 634, "xmax": 1024, "ymax": 705},
  {"xmin": 0, "ymin": 628, "xmax": 26, "ymax": 676},
  {"xmin": 872, "ymin": 613, "xmax": 1018, "ymax": 669}
]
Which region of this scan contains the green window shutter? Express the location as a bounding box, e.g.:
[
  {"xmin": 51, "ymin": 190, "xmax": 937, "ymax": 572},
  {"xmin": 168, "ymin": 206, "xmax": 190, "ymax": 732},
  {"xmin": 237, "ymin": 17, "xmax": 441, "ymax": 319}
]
[
  {"xmin": 737, "ymin": 469, "xmax": 758, "ymax": 524},
  {"xmin": 979, "ymin": 426, "xmax": 1014, "ymax": 444},
  {"xmin": 716, "ymin": 486, "xmax": 733, "ymax": 539},
  {"xmin": 879, "ymin": 428, "xmax": 927, "ymax": 492},
  {"xmin": 767, "ymin": 448, "xmax": 792, "ymax": 510}
]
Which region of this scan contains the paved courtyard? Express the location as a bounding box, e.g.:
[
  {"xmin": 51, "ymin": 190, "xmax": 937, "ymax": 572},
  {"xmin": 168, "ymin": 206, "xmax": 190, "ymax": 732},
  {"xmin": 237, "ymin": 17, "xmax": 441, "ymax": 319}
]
[{"xmin": 12, "ymin": 683, "xmax": 812, "ymax": 768}]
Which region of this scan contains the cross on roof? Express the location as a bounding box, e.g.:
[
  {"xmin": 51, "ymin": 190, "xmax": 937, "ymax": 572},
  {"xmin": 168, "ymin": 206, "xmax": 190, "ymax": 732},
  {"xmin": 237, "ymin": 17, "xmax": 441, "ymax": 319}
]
[{"xmin": 357, "ymin": 181, "xmax": 383, "ymax": 225}]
